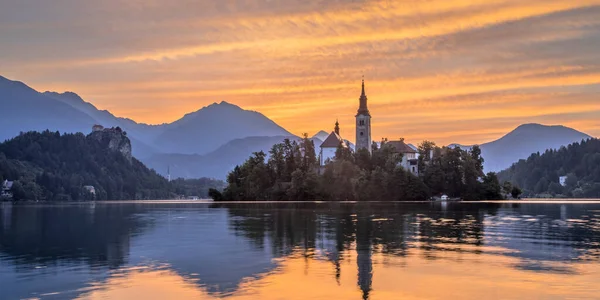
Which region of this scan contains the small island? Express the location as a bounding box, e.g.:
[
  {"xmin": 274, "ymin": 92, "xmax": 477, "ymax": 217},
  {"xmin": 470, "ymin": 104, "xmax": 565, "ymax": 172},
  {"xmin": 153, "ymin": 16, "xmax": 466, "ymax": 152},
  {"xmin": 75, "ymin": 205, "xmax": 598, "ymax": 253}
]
[
  {"xmin": 210, "ymin": 135, "xmax": 508, "ymax": 201},
  {"xmin": 210, "ymin": 81, "xmax": 509, "ymax": 202}
]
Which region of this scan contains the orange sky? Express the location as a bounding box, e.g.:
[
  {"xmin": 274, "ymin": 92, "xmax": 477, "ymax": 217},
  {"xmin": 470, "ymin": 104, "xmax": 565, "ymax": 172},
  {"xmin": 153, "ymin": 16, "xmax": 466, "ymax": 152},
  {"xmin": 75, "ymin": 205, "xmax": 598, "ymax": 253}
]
[{"xmin": 1, "ymin": 0, "xmax": 599, "ymax": 145}]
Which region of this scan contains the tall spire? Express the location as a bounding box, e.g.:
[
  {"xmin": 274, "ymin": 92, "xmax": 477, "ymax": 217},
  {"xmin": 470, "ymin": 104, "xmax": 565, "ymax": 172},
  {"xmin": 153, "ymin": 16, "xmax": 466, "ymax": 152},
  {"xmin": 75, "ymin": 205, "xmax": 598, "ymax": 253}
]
[
  {"xmin": 361, "ymin": 75, "xmax": 365, "ymax": 97},
  {"xmin": 334, "ymin": 119, "xmax": 340, "ymax": 135},
  {"xmin": 357, "ymin": 76, "xmax": 370, "ymax": 116}
]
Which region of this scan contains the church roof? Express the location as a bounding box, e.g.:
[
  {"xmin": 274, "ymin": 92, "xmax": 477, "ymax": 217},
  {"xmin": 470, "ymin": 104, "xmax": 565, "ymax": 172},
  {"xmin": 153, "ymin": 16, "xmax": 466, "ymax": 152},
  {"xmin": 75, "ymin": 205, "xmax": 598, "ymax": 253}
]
[
  {"xmin": 387, "ymin": 140, "xmax": 417, "ymax": 153},
  {"xmin": 320, "ymin": 131, "xmax": 346, "ymax": 148}
]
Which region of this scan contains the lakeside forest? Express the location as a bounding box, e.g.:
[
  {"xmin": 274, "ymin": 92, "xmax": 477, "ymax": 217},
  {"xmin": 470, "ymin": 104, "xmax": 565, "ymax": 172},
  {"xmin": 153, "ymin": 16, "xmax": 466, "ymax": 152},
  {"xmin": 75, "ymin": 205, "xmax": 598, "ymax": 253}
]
[
  {"xmin": 0, "ymin": 131, "xmax": 224, "ymax": 201},
  {"xmin": 498, "ymin": 138, "xmax": 600, "ymax": 198},
  {"xmin": 210, "ymin": 135, "xmax": 508, "ymax": 201},
  {"xmin": 2, "ymin": 130, "xmax": 597, "ymax": 201}
]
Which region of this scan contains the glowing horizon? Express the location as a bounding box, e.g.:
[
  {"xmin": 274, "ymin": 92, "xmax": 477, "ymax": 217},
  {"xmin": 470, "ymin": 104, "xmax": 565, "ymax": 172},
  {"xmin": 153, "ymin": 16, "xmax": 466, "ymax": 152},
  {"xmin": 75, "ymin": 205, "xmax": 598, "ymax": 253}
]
[{"xmin": 1, "ymin": 0, "xmax": 599, "ymax": 145}]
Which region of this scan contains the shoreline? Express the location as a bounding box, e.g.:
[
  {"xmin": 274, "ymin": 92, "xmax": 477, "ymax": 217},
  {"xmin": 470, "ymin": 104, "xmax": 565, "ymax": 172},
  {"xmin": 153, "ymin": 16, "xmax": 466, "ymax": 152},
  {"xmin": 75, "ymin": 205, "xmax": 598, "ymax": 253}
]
[{"xmin": 3, "ymin": 199, "xmax": 600, "ymax": 205}]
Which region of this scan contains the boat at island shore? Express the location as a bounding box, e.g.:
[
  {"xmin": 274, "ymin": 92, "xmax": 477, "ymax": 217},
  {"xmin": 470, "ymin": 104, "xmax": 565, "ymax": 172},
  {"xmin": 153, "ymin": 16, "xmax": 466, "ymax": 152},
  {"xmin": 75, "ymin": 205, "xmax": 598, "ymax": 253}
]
[{"xmin": 431, "ymin": 194, "xmax": 461, "ymax": 201}]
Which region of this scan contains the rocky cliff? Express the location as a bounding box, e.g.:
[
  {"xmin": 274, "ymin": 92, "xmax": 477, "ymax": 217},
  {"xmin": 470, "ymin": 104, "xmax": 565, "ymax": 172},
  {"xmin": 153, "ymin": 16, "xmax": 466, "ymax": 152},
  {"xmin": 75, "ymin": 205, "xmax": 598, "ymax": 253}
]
[{"xmin": 87, "ymin": 128, "xmax": 132, "ymax": 162}]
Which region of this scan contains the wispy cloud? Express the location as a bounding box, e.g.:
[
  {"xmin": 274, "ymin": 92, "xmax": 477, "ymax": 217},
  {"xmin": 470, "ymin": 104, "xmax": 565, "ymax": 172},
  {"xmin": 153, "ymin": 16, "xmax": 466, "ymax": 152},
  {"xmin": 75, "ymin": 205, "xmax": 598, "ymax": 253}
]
[{"xmin": 1, "ymin": 0, "xmax": 599, "ymax": 143}]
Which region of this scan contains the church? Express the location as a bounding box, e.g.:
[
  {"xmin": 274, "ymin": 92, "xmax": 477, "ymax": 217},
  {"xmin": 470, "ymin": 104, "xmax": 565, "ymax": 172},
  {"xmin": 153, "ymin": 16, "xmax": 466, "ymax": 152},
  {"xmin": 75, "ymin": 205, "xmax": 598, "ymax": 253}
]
[
  {"xmin": 319, "ymin": 78, "xmax": 372, "ymax": 165},
  {"xmin": 318, "ymin": 78, "xmax": 419, "ymax": 175}
]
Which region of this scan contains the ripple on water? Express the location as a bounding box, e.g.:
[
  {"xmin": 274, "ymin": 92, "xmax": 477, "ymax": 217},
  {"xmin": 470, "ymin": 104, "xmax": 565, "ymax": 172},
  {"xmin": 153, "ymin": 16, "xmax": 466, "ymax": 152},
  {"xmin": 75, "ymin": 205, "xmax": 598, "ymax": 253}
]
[{"xmin": 2, "ymin": 202, "xmax": 600, "ymax": 299}]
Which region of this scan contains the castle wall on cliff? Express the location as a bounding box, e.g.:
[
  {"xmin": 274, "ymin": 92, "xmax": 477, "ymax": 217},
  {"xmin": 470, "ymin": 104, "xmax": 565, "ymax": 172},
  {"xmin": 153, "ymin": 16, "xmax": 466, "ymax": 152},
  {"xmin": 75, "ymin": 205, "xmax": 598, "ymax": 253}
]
[{"xmin": 87, "ymin": 126, "xmax": 132, "ymax": 162}]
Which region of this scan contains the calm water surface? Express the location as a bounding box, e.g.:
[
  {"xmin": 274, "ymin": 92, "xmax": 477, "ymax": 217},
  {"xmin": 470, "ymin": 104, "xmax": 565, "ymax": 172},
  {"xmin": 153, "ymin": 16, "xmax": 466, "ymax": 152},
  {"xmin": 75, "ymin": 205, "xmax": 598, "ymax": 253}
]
[{"xmin": 1, "ymin": 201, "xmax": 600, "ymax": 299}]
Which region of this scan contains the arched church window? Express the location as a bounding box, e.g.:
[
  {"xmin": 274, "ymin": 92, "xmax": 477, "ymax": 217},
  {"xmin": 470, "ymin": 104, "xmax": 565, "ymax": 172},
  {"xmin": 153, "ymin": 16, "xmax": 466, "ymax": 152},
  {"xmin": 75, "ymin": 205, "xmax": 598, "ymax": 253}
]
[{"xmin": 360, "ymin": 132, "xmax": 364, "ymax": 136}]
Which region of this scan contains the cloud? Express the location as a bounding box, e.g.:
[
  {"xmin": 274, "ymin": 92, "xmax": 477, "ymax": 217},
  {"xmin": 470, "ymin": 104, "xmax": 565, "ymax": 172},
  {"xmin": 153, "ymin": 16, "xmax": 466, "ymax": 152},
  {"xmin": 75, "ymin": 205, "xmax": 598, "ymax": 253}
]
[{"xmin": 1, "ymin": 0, "xmax": 599, "ymax": 143}]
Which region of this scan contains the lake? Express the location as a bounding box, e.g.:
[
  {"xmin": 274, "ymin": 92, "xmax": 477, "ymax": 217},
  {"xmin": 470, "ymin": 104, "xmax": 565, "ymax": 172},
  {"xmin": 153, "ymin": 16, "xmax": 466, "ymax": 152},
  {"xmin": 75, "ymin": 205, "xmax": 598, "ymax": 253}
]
[{"xmin": 1, "ymin": 201, "xmax": 599, "ymax": 299}]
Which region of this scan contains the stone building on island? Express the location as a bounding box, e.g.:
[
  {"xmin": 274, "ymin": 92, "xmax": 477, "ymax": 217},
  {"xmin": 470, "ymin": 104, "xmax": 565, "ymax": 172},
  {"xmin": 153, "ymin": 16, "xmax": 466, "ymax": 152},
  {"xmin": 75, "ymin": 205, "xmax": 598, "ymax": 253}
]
[
  {"xmin": 387, "ymin": 140, "xmax": 419, "ymax": 175},
  {"xmin": 319, "ymin": 78, "xmax": 372, "ymax": 166},
  {"xmin": 319, "ymin": 120, "xmax": 347, "ymax": 166},
  {"xmin": 317, "ymin": 78, "xmax": 422, "ymax": 175},
  {"xmin": 1, "ymin": 180, "xmax": 14, "ymax": 199}
]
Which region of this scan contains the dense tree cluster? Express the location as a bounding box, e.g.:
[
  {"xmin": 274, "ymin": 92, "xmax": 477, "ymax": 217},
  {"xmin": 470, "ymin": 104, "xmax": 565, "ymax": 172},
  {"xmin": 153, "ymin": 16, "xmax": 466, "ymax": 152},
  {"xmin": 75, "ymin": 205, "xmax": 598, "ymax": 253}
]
[
  {"xmin": 212, "ymin": 136, "xmax": 502, "ymax": 201},
  {"xmin": 498, "ymin": 138, "xmax": 600, "ymax": 198},
  {"xmin": 220, "ymin": 135, "xmax": 319, "ymax": 201},
  {"xmin": 0, "ymin": 131, "xmax": 224, "ymax": 201},
  {"xmin": 417, "ymin": 142, "xmax": 503, "ymax": 200}
]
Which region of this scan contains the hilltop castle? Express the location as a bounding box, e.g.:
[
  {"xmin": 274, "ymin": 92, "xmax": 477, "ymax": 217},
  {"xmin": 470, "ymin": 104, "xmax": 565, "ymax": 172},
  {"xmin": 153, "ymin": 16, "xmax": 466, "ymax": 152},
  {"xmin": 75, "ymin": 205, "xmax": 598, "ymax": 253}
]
[{"xmin": 89, "ymin": 125, "xmax": 132, "ymax": 162}]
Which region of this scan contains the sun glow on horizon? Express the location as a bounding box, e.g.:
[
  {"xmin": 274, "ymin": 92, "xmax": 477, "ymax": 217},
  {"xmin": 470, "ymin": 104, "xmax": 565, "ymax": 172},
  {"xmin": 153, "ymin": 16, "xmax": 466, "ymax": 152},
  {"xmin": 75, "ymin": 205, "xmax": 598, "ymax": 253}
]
[{"xmin": 1, "ymin": 0, "xmax": 599, "ymax": 145}]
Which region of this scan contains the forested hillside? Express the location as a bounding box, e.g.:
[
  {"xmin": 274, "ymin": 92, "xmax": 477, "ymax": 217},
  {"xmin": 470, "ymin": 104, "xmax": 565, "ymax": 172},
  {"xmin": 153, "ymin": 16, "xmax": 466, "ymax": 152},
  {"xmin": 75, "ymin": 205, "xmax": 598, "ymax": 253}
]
[
  {"xmin": 498, "ymin": 138, "xmax": 600, "ymax": 198},
  {"xmin": 0, "ymin": 131, "xmax": 223, "ymax": 201}
]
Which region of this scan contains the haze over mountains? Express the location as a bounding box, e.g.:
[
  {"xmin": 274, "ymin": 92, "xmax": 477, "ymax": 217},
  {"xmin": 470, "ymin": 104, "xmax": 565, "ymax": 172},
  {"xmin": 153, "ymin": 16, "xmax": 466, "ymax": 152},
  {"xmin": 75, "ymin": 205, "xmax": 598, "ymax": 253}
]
[
  {"xmin": 1, "ymin": 76, "xmax": 293, "ymax": 157},
  {"xmin": 0, "ymin": 76, "xmax": 95, "ymax": 139},
  {"xmin": 474, "ymin": 124, "xmax": 591, "ymax": 172},
  {"xmin": 154, "ymin": 101, "xmax": 292, "ymax": 155},
  {"xmin": 448, "ymin": 124, "xmax": 592, "ymax": 172},
  {"xmin": 43, "ymin": 91, "xmax": 164, "ymax": 157},
  {"xmin": 312, "ymin": 131, "xmax": 330, "ymax": 142},
  {"xmin": 0, "ymin": 75, "xmax": 595, "ymax": 179}
]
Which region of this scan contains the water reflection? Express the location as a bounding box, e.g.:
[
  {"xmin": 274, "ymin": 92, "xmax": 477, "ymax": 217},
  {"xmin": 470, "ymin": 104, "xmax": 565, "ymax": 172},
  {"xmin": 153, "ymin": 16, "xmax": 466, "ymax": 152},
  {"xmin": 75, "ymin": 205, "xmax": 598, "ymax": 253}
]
[{"xmin": 1, "ymin": 202, "xmax": 599, "ymax": 299}]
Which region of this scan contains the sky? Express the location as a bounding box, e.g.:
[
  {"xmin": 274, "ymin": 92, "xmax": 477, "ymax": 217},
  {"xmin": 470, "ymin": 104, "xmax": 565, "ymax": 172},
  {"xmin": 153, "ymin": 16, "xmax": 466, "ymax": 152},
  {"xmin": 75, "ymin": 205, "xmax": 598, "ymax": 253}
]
[{"xmin": 1, "ymin": 0, "xmax": 599, "ymax": 145}]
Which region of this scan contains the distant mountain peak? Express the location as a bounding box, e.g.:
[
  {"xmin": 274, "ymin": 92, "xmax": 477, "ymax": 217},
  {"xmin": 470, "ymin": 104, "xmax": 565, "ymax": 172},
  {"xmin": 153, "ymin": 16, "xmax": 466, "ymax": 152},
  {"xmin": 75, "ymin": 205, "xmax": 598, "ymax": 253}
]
[
  {"xmin": 485, "ymin": 123, "xmax": 591, "ymax": 172},
  {"xmin": 155, "ymin": 100, "xmax": 293, "ymax": 155},
  {"xmin": 43, "ymin": 91, "xmax": 85, "ymax": 103},
  {"xmin": 0, "ymin": 75, "xmax": 33, "ymax": 92},
  {"xmin": 445, "ymin": 123, "xmax": 592, "ymax": 173},
  {"xmin": 514, "ymin": 123, "xmax": 567, "ymax": 131},
  {"xmin": 43, "ymin": 91, "xmax": 103, "ymax": 113},
  {"xmin": 516, "ymin": 123, "xmax": 544, "ymax": 128},
  {"xmin": 501, "ymin": 123, "xmax": 591, "ymax": 140},
  {"xmin": 312, "ymin": 130, "xmax": 331, "ymax": 143},
  {"xmin": 219, "ymin": 100, "xmax": 235, "ymax": 106},
  {"xmin": 185, "ymin": 101, "xmax": 244, "ymax": 117}
]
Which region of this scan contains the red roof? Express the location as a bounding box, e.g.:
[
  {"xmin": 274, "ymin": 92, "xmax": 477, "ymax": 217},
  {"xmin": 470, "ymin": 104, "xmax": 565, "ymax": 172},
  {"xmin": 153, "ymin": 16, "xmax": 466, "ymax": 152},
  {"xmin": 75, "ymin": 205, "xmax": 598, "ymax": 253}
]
[
  {"xmin": 387, "ymin": 140, "xmax": 417, "ymax": 153},
  {"xmin": 320, "ymin": 131, "xmax": 346, "ymax": 148}
]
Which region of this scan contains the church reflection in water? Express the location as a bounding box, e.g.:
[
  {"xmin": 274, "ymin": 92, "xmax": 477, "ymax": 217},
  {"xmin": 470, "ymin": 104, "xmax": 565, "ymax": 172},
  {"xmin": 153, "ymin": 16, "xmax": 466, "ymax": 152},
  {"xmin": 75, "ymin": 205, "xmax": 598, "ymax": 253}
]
[{"xmin": 1, "ymin": 202, "xmax": 600, "ymax": 299}]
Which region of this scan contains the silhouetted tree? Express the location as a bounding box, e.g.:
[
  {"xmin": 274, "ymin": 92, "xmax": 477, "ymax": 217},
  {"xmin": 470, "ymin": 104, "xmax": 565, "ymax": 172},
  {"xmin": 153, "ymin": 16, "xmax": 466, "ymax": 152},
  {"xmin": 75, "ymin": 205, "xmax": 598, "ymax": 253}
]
[{"xmin": 216, "ymin": 136, "xmax": 499, "ymax": 201}]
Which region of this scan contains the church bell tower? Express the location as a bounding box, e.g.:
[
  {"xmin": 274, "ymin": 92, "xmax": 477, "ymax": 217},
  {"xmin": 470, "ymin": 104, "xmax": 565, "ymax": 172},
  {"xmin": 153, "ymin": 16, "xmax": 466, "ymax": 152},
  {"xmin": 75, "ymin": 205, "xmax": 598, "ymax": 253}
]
[{"xmin": 356, "ymin": 77, "xmax": 372, "ymax": 154}]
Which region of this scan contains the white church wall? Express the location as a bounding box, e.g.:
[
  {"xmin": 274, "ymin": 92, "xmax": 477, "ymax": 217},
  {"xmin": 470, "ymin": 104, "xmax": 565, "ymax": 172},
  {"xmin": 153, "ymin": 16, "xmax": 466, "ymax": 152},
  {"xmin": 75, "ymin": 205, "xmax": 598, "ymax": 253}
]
[{"xmin": 320, "ymin": 147, "xmax": 337, "ymax": 166}]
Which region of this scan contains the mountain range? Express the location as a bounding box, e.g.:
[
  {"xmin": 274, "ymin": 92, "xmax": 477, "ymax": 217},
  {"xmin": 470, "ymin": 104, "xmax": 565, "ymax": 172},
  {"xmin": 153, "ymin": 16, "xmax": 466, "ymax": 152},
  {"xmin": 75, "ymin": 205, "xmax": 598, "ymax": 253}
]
[
  {"xmin": 1, "ymin": 75, "xmax": 292, "ymax": 159},
  {"xmin": 0, "ymin": 75, "xmax": 594, "ymax": 179}
]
